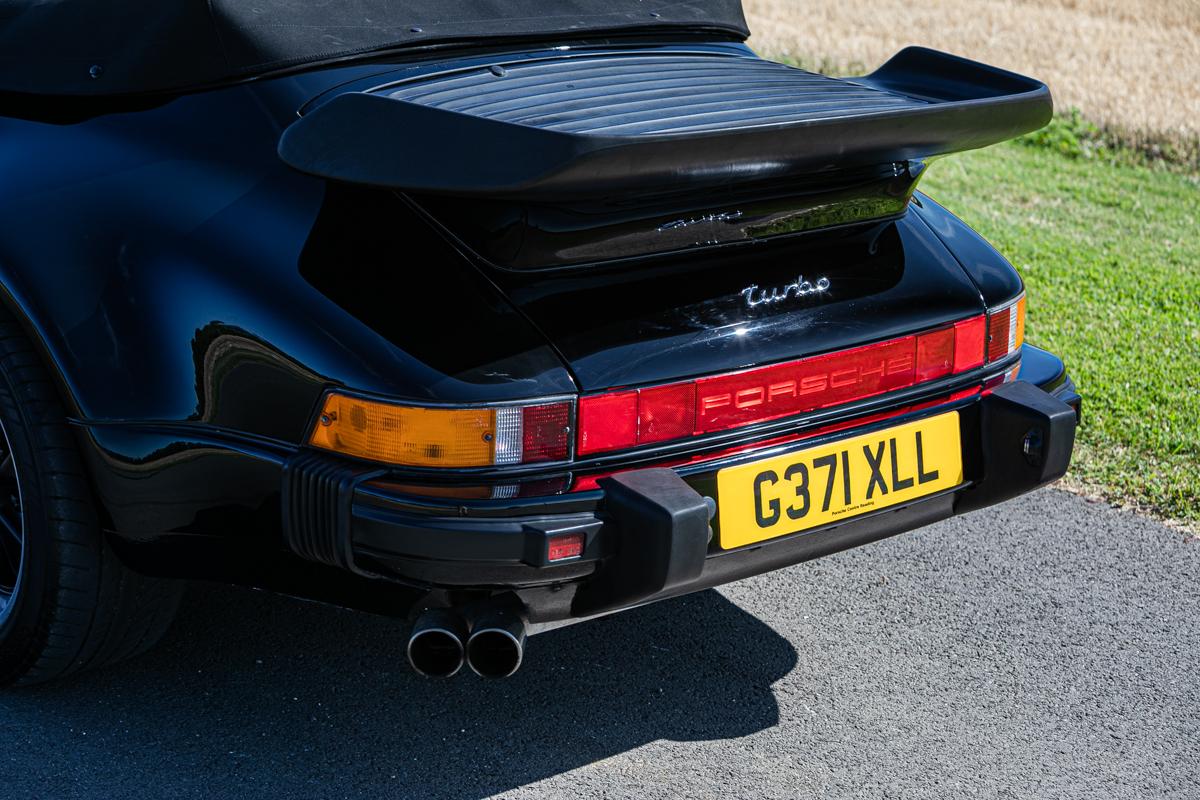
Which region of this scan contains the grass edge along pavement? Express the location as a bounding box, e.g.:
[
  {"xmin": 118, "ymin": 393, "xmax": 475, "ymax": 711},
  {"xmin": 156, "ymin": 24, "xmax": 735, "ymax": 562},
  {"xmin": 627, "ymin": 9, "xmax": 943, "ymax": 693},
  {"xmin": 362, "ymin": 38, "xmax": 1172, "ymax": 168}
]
[{"xmin": 921, "ymin": 139, "xmax": 1200, "ymax": 534}]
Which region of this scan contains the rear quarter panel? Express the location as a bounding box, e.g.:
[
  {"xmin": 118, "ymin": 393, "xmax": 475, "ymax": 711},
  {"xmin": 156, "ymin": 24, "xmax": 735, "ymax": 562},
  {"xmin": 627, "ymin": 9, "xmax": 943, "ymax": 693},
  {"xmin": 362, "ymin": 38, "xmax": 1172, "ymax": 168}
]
[{"xmin": 0, "ymin": 76, "xmax": 573, "ymax": 541}]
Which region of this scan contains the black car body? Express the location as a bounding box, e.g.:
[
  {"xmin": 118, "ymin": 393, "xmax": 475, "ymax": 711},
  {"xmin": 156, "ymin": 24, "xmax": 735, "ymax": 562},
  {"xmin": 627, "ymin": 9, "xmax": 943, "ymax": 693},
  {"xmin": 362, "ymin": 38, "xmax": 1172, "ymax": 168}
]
[{"xmin": 0, "ymin": 0, "xmax": 1078, "ymax": 681}]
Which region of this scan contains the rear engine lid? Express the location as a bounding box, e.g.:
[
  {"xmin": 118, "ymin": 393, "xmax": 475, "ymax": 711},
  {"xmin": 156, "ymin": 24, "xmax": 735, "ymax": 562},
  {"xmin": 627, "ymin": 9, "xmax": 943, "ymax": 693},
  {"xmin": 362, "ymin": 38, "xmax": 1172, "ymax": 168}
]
[{"xmin": 491, "ymin": 213, "xmax": 989, "ymax": 391}]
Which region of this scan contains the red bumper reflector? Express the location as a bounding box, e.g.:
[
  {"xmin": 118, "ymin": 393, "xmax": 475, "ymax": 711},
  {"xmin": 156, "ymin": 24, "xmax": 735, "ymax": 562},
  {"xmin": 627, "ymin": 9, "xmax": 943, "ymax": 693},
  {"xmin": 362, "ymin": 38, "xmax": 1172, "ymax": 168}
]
[
  {"xmin": 577, "ymin": 316, "xmax": 987, "ymax": 456},
  {"xmin": 547, "ymin": 532, "xmax": 585, "ymax": 561}
]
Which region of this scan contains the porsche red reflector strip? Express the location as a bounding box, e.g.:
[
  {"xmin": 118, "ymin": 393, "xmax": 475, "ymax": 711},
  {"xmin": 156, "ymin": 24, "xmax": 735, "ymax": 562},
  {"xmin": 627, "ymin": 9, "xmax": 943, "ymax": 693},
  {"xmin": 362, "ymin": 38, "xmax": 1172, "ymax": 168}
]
[
  {"xmin": 577, "ymin": 316, "xmax": 987, "ymax": 456},
  {"xmin": 952, "ymin": 315, "xmax": 987, "ymax": 373},
  {"xmin": 577, "ymin": 390, "xmax": 637, "ymax": 455},
  {"xmin": 694, "ymin": 336, "xmax": 916, "ymax": 433},
  {"xmin": 915, "ymin": 327, "xmax": 955, "ymax": 382},
  {"xmin": 639, "ymin": 383, "xmax": 697, "ymax": 445},
  {"xmin": 570, "ymin": 388, "xmax": 982, "ymax": 492}
]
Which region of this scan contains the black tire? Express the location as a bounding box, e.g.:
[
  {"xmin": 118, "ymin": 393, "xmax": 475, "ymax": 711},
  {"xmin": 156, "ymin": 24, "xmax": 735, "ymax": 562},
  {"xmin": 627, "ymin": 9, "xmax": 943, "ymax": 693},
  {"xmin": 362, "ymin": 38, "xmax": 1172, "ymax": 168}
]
[{"xmin": 0, "ymin": 312, "xmax": 183, "ymax": 686}]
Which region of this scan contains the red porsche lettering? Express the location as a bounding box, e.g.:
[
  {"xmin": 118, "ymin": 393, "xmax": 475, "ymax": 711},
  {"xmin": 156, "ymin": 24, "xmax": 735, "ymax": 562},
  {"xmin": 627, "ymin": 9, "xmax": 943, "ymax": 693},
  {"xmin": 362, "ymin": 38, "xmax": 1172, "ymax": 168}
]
[{"xmin": 698, "ymin": 355, "xmax": 921, "ymax": 418}]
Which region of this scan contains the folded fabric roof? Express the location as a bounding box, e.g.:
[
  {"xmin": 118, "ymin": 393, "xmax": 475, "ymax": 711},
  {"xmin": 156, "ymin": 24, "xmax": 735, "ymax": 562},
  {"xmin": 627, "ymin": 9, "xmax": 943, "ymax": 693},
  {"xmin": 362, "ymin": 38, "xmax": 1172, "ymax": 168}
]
[{"xmin": 0, "ymin": 0, "xmax": 749, "ymax": 96}]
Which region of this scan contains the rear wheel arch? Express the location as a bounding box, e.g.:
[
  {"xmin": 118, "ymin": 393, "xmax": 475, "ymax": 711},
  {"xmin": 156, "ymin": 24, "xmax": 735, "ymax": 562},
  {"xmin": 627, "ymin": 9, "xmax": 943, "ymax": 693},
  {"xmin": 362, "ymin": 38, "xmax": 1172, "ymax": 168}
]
[
  {"xmin": 0, "ymin": 270, "xmax": 116, "ymax": 527},
  {"xmin": 0, "ymin": 269, "xmax": 87, "ymax": 419},
  {"xmin": 0, "ymin": 274, "xmax": 183, "ymax": 685}
]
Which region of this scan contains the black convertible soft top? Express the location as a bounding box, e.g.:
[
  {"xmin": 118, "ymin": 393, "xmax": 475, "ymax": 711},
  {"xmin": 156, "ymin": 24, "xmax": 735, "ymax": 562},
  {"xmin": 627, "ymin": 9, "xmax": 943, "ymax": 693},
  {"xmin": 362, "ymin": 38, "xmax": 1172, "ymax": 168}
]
[{"xmin": 0, "ymin": 0, "xmax": 748, "ymax": 97}]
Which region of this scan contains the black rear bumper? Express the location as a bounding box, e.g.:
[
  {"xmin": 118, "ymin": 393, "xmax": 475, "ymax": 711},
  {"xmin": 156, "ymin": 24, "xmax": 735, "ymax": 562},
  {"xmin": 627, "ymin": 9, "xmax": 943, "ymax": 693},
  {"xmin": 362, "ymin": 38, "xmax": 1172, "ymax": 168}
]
[{"xmin": 282, "ymin": 356, "xmax": 1079, "ymax": 625}]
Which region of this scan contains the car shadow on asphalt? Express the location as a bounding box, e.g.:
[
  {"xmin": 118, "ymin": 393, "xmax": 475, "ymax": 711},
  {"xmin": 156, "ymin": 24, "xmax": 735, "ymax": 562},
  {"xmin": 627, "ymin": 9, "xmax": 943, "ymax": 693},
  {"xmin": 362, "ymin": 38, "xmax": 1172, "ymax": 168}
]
[{"xmin": 7, "ymin": 582, "xmax": 797, "ymax": 798}]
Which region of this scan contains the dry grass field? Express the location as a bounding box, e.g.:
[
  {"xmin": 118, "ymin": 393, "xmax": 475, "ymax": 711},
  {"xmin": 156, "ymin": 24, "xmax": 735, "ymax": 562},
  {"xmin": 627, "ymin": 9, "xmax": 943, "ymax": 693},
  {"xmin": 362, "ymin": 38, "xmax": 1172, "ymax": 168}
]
[{"xmin": 745, "ymin": 0, "xmax": 1200, "ymax": 157}]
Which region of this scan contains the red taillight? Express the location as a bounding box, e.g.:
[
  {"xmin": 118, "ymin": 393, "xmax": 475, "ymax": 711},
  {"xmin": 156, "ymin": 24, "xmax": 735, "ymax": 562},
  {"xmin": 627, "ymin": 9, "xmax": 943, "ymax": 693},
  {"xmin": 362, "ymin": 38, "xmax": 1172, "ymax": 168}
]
[
  {"xmin": 915, "ymin": 327, "xmax": 955, "ymax": 383},
  {"xmin": 577, "ymin": 390, "xmax": 638, "ymax": 455},
  {"xmin": 577, "ymin": 316, "xmax": 989, "ymax": 456},
  {"xmin": 576, "ymin": 384, "xmax": 701, "ymax": 455},
  {"xmin": 520, "ymin": 402, "xmax": 571, "ymax": 463},
  {"xmin": 953, "ymin": 315, "xmax": 987, "ymax": 372},
  {"xmin": 638, "ymin": 383, "xmax": 697, "ymax": 444}
]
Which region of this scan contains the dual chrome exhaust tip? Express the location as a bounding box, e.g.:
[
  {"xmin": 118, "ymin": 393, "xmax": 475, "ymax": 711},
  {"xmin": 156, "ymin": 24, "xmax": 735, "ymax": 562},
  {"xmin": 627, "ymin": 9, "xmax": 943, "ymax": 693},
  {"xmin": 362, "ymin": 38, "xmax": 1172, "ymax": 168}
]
[
  {"xmin": 406, "ymin": 605, "xmax": 526, "ymax": 679},
  {"xmin": 406, "ymin": 608, "xmax": 469, "ymax": 679}
]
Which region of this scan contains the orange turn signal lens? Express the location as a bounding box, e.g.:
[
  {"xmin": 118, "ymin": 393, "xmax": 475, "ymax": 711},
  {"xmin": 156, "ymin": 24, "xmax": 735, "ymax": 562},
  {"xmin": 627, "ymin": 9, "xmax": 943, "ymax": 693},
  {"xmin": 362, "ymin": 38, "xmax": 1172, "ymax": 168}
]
[
  {"xmin": 310, "ymin": 394, "xmax": 495, "ymax": 467},
  {"xmin": 308, "ymin": 393, "xmax": 572, "ymax": 468},
  {"xmin": 986, "ymin": 293, "xmax": 1026, "ymax": 362}
]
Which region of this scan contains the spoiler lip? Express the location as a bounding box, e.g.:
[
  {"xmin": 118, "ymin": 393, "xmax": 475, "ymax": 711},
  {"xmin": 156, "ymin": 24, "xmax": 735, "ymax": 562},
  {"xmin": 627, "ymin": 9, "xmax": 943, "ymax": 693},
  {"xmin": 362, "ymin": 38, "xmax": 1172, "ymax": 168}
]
[{"xmin": 277, "ymin": 46, "xmax": 1052, "ymax": 201}]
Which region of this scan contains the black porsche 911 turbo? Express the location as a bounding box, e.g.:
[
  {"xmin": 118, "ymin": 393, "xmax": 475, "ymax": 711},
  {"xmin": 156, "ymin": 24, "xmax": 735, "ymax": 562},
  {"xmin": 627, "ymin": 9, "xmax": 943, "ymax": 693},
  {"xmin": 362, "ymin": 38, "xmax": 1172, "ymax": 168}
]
[{"xmin": 0, "ymin": 0, "xmax": 1078, "ymax": 682}]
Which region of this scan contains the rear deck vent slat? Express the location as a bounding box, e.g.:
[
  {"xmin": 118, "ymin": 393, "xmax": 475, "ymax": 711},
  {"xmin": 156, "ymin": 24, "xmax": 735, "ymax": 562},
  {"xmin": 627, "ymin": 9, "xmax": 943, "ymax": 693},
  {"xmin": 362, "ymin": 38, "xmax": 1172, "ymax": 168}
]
[{"xmin": 385, "ymin": 53, "xmax": 926, "ymax": 137}]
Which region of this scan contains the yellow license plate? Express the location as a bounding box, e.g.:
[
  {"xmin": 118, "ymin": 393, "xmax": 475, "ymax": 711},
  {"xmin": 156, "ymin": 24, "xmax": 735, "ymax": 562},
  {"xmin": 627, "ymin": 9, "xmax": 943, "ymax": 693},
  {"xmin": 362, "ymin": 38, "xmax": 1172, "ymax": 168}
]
[{"xmin": 716, "ymin": 411, "xmax": 963, "ymax": 549}]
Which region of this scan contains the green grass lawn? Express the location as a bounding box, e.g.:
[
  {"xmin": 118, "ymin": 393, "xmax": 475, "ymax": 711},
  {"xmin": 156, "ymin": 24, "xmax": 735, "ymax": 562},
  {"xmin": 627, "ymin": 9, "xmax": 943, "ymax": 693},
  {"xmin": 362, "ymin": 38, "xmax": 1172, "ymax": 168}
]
[{"xmin": 921, "ymin": 142, "xmax": 1200, "ymax": 527}]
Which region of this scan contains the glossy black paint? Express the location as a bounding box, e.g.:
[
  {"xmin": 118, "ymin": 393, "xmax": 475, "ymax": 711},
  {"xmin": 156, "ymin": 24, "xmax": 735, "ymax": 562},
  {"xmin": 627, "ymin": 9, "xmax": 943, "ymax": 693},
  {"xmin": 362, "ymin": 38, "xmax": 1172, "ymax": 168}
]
[
  {"xmin": 0, "ymin": 41, "xmax": 1042, "ymax": 617},
  {"xmin": 0, "ymin": 78, "xmax": 571, "ymax": 423},
  {"xmin": 911, "ymin": 193, "xmax": 1025, "ymax": 307}
]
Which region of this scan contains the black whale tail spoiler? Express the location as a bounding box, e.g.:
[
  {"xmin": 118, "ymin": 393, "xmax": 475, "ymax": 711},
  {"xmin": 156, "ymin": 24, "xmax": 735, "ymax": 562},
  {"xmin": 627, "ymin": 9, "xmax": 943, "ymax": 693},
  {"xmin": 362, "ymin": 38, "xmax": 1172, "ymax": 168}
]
[
  {"xmin": 278, "ymin": 46, "xmax": 1051, "ymax": 200},
  {"xmin": 279, "ymin": 46, "xmax": 1051, "ymax": 269}
]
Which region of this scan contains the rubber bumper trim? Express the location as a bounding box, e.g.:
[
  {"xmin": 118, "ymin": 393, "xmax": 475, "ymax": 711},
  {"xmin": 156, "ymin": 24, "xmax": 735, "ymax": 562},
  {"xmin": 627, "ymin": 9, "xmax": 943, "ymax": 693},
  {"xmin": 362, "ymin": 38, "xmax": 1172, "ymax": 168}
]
[
  {"xmin": 954, "ymin": 380, "xmax": 1077, "ymax": 513},
  {"xmin": 571, "ymin": 469, "xmax": 713, "ymax": 616},
  {"xmin": 281, "ymin": 451, "xmax": 386, "ymax": 577}
]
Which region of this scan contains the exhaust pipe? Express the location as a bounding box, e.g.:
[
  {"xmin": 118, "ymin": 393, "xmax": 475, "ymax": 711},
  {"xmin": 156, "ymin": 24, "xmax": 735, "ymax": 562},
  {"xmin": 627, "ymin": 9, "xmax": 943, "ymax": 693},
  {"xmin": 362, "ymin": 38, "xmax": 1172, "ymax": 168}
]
[
  {"xmin": 466, "ymin": 606, "xmax": 526, "ymax": 679},
  {"xmin": 407, "ymin": 608, "xmax": 468, "ymax": 678}
]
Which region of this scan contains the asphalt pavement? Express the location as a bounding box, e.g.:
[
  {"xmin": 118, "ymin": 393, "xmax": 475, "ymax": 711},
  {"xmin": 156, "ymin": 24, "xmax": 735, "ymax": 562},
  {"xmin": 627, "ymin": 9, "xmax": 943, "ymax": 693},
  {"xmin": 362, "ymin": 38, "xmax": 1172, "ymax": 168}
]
[{"xmin": 1, "ymin": 488, "xmax": 1196, "ymax": 799}]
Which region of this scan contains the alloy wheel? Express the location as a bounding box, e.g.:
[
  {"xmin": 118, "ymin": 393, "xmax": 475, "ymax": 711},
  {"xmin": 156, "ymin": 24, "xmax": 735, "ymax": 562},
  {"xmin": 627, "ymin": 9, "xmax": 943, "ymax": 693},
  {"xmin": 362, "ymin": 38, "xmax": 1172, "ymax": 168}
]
[{"xmin": 0, "ymin": 421, "xmax": 24, "ymax": 623}]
